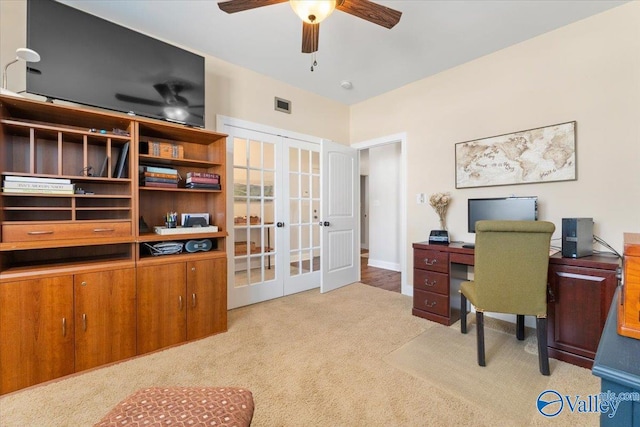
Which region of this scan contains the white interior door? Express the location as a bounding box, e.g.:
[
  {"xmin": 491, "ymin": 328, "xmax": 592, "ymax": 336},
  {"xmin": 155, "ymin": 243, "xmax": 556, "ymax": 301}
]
[{"xmin": 321, "ymin": 140, "xmax": 359, "ymax": 293}]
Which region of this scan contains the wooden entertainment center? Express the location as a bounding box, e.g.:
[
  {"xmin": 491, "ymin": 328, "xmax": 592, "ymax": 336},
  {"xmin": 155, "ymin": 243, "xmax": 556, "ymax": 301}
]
[
  {"xmin": 0, "ymin": 95, "xmax": 228, "ymax": 395},
  {"xmin": 412, "ymin": 241, "xmax": 620, "ymax": 369}
]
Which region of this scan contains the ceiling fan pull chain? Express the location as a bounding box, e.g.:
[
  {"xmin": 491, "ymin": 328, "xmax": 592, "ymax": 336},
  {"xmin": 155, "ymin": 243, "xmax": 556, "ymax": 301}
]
[{"xmin": 310, "ymin": 52, "xmax": 318, "ymax": 72}]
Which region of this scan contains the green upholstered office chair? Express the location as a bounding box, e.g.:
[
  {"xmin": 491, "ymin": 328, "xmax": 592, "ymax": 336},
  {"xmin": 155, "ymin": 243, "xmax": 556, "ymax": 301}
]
[{"xmin": 460, "ymin": 220, "xmax": 556, "ymax": 375}]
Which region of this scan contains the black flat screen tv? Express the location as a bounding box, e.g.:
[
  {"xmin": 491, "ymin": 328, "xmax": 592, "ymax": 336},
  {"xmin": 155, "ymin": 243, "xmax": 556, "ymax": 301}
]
[
  {"xmin": 467, "ymin": 196, "xmax": 538, "ymax": 233},
  {"xmin": 26, "ymin": 0, "xmax": 205, "ymax": 128}
]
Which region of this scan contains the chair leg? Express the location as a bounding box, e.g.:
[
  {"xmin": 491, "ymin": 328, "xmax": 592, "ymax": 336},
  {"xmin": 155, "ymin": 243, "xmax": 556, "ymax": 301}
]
[
  {"xmin": 516, "ymin": 315, "xmax": 525, "ymax": 340},
  {"xmin": 460, "ymin": 293, "xmax": 468, "ymax": 334},
  {"xmin": 536, "ymin": 317, "xmax": 550, "ymax": 376},
  {"xmin": 476, "ymin": 311, "xmax": 486, "ymax": 367}
]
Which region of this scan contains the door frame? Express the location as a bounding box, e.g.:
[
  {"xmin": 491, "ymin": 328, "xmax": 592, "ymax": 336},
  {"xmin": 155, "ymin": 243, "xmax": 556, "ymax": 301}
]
[{"xmin": 352, "ymin": 133, "xmax": 409, "ymax": 296}]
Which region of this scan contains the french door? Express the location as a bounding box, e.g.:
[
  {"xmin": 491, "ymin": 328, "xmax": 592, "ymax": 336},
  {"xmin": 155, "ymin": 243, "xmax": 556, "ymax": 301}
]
[{"xmin": 228, "ymin": 128, "xmax": 321, "ymax": 308}]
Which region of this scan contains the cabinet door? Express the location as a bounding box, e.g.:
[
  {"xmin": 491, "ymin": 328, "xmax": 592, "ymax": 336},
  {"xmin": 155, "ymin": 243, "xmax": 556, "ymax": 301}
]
[
  {"xmin": 0, "ymin": 276, "xmax": 74, "ymax": 394},
  {"xmin": 74, "ymin": 268, "xmax": 136, "ymax": 371},
  {"xmin": 187, "ymin": 258, "xmax": 227, "ymax": 340},
  {"xmin": 137, "ymin": 262, "xmax": 187, "ymax": 354},
  {"xmin": 548, "ymin": 264, "xmax": 617, "ymax": 360}
]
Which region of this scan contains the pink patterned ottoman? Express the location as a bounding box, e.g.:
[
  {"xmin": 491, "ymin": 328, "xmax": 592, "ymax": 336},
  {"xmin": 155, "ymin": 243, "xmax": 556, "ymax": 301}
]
[{"xmin": 94, "ymin": 387, "xmax": 254, "ymax": 427}]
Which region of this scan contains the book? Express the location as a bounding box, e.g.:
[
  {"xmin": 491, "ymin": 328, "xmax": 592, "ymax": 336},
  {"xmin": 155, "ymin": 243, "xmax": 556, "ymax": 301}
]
[
  {"xmin": 4, "ymin": 176, "xmax": 71, "ymax": 184},
  {"xmin": 185, "ymin": 183, "xmax": 221, "ymax": 190},
  {"xmin": 140, "ymin": 166, "xmax": 178, "ymax": 175},
  {"xmin": 142, "ymin": 172, "xmax": 179, "ymax": 179},
  {"xmin": 3, "ymin": 181, "xmax": 75, "ymax": 191},
  {"xmin": 186, "ymin": 172, "xmax": 220, "ymax": 179},
  {"xmin": 141, "ymin": 181, "xmax": 178, "ymax": 188},
  {"xmin": 154, "ymin": 225, "xmax": 219, "ymax": 235},
  {"xmin": 140, "ymin": 177, "xmax": 179, "ymax": 184},
  {"xmin": 114, "ymin": 142, "xmax": 129, "ymax": 178},
  {"xmin": 3, "ymin": 188, "xmax": 74, "ymax": 195},
  {"xmin": 186, "ymin": 176, "xmax": 220, "ymax": 185},
  {"xmin": 146, "ymin": 141, "xmax": 184, "ymax": 159}
]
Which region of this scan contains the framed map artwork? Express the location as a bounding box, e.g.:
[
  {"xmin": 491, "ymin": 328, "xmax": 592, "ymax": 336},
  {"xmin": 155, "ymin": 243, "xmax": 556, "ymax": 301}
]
[{"xmin": 455, "ymin": 121, "xmax": 576, "ymax": 189}]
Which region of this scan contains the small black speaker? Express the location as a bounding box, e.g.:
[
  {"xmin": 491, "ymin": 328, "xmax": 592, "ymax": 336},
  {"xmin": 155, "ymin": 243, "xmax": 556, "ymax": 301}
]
[{"xmin": 562, "ymin": 218, "xmax": 593, "ymax": 258}]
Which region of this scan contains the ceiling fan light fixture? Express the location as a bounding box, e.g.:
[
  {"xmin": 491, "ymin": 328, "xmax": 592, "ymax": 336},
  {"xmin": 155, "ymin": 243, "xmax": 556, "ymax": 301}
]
[
  {"xmin": 163, "ymin": 106, "xmax": 189, "ymax": 122},
  {"xmin": 290, "ymin": 0, "xmax": 336, "ymax": 24}
]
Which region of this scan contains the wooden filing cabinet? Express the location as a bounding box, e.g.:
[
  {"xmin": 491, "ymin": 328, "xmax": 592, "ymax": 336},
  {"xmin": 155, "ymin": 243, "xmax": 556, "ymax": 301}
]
[{"xmin": 412, "ymin": 247, "xmax": 461, "ymax": 325}]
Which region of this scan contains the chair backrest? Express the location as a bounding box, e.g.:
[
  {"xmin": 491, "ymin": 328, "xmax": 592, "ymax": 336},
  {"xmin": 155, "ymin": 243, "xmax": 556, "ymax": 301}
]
[{"xmin": 473, "ymin": 220, "xmax": 556, "ymax": 316}]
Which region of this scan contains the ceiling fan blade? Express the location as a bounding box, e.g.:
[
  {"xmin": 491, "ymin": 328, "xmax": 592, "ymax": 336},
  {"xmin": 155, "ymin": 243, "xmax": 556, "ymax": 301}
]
[
  {"xmin": 336, "ymin": 0, "xmax": 402, "ymax": 29},
  {"xmin": 218, "ymin": 0, "xmax": 288, "ymax": 14},
  {"xmin": 115, "ymin": 93, "xmax": 165, "ymax": 107},
  {"xmin": 302, "ymin": 22, "xmax": 319, "ymax": 54}
]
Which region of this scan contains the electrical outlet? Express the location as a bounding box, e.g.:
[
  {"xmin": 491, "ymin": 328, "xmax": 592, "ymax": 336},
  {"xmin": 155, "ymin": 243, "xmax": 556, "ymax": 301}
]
[{"xmin": 416, "ymin": 193, "xmax": 426, "ymax": 204}]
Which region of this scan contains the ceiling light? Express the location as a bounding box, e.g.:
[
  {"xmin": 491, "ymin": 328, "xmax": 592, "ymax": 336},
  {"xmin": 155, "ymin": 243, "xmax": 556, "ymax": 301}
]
[
  {"xmin": 290, "ymin": 0, "xmax": 337, "ymax": 24},
  {"xmin": 340, "ymin": 80, "xmax": 353, "ymax": 90}
]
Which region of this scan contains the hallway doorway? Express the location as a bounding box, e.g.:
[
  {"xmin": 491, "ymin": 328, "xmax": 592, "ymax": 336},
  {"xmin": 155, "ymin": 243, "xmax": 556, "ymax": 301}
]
[{"xmin": 360, "ymin": 249, "xmax": 400, "ymax": 293}]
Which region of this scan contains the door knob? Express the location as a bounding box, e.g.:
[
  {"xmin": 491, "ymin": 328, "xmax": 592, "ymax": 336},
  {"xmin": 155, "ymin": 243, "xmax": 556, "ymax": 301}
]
[
  {"xmin": 276, "ymin": 222, "xmax": 285, "ymax": 227},
  {"xmin": 323, "ymin": 221, "xmax": 330, "ymax": 226}
]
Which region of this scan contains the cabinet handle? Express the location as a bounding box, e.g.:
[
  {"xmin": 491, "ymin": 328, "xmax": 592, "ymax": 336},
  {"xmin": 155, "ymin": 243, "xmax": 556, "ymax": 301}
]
[
  {"xmin": 424, "ymin": 299, "xmax": 437, "ymax": 308},
  {"xmin": 424, "ymin": 279, "xmax": 437, "ymax": 287},
  {"xmin": 192, "ymin": 293, "xmax": 197, "ymax": 308},
  {"xmin": 547, "ymin": 285, "xmax": 556, "ymax": 303},
  {"xmin": 423, "ymin": 258, "xmax": 437, "ymax": 266},
  {"xmin": 82, "ymin": 313, "xmax": 87, "ymax": 331},
  {"xmin": 192, "ymin": 267, "xmax": 196, "ymax": 272},
  {"xmin": 179, "ymin": 295, "xmax": 183, "ymax": 311},
  {"xmin": 62, "ymin": 317, "xmax": 67, "ymax": 337},
  {"xmin": 27, "ymin": 230, "xmax": 54, "ymax": 235},
  {"xmin": 93, "ymin": 228, "xmax": 115, "ymax": 233}
]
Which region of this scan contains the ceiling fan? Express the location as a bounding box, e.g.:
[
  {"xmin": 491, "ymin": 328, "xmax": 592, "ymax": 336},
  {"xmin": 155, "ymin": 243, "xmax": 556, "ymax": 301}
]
[
  {"xmin": 115, "ymin": 81, "xmax": 203, "ymax": 122},
  {"xmin": 217, "ymin": 0, "xmax": 402, "ymax": 55}
]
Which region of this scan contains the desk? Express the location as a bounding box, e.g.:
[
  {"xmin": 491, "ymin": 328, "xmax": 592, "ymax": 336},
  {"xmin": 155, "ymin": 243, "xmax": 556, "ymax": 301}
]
[
  {"xmin": 412, "ymin": 241, "xmax": 620, "ymax": 368},
  {"xmin": 592, "ymin": 287, "xmax": 640, "ymax": 427}
]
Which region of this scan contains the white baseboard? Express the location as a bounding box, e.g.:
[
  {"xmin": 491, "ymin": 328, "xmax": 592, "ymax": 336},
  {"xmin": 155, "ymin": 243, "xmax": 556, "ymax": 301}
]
[{"xmin": 367, "ymin": 258, "xmax": 400, "ymax": 272}]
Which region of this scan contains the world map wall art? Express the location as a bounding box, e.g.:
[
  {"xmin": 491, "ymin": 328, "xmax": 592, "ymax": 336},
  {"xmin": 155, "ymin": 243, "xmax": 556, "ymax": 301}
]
[{"xmin": 455, "ymin": 121, "xmax": 576, "ymax": 189}]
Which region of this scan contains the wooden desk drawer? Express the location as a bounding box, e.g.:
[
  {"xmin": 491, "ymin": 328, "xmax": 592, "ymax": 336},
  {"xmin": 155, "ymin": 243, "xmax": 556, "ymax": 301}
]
[
  {"xmin": 414, "ymin": 289, "xmax": 449, "ymax": 318},
  {"xmin": 414, "ymin": 249, "xmax": 449, "ymax": 273},
  {"xmin": 3, "ymin": 222, "xmax": 131, "ymax": 242},
  {"xmin": 413, "ymin": 269, "xmax": 448, "ymax": 294}
]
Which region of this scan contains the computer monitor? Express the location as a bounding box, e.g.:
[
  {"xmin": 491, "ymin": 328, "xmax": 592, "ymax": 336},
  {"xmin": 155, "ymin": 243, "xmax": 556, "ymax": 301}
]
[{"xmin": 468, "ymin": 196, "xmax": 538, "ymax": 233}]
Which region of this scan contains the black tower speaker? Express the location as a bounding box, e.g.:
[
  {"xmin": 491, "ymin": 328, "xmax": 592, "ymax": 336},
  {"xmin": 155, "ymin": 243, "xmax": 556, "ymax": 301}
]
[{"xmin": 562, "ymin": 218, "xmax": 593, "ymax": 258}]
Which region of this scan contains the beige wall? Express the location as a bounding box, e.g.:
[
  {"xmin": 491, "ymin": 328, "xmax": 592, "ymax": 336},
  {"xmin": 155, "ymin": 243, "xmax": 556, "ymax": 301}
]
[
  {"xmin": 351, "ymin": 2, "xmax": 640, "ymax": 262},
  {"xmin": 0, "ymin": 0, "xmax": 350, "ymax": 144}
]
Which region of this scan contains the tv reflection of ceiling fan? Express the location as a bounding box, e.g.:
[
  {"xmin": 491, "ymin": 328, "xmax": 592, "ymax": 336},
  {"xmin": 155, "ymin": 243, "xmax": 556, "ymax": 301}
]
[
  {"xmin": 218, "ymin": 0, "xmax": 402, "ymax": 54},
  {"xmin": 115, "ymin": 81, "xmax": 203, "ymax": 121}
]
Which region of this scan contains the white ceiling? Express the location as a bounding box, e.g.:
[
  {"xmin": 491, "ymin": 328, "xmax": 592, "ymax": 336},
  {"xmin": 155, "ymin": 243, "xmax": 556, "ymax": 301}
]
[{"xmin": 60, "ymin": 0, "xmax": 627, "ymax": 105}]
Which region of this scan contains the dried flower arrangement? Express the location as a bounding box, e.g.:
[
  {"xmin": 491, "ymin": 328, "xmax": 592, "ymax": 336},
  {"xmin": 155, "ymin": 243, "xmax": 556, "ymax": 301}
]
[{"xmin": 429, "ymin": 192, "xmax": 451, "ymax": 230}]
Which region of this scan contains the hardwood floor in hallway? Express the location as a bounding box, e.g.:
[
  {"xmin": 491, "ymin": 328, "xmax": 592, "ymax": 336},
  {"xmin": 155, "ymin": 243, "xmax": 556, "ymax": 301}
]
[{"xmin": 360, "ymin": 250, "xmax": 401, "ymax": 293}]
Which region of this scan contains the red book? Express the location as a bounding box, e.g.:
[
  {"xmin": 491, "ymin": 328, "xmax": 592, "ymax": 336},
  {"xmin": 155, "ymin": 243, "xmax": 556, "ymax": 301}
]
[{"xmin": 186, "ymin": 176, "xmax": 220, "ymax": 184}]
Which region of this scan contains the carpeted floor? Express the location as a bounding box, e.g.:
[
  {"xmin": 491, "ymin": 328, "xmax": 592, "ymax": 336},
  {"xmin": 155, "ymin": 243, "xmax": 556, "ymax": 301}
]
[{"xmin": 0, "ymin": 283, "xmax": 600, "ymax": 426}]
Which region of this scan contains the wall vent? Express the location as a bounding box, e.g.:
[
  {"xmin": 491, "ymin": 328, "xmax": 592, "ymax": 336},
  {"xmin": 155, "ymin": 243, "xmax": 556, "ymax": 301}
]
[{"xmin": 274, "ymin": 97, "xmax": 291, "ymax": 114}]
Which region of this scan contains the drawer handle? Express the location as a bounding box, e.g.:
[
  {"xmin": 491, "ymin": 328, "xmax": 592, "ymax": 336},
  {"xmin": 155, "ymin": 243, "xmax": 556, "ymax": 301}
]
[
  {"xmin": 424, "ymin": 299, "xmax": 437, "ymax": 308},
  {"xmin": 93, "ymin": 228, "xmax": 115, "ymax": 233},
  {"xmin": 27, "ymin": 230, "xmax": 54, "ymax": 235},
  {"xmin": 423, "ymin": 258, "xmax": 437, "ymax": 266},
  {"xmin": 424, "ymin": 279, "xmax": 437, "ymax": 287}
]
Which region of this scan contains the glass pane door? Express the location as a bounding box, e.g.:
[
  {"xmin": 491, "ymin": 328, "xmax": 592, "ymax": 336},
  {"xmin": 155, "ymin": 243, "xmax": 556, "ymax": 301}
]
[
  {"xmin": 284, "ymin": 141, "xmax": 321, "ymax": 295},
  {"xmin": 232, "ymin": 135, "xmax": 280, "ymax": 303}
]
